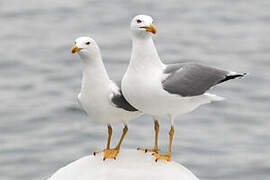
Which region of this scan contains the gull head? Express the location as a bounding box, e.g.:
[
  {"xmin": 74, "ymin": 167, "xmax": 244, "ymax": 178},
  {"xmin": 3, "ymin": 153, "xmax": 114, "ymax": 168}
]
[
  {"xmin": 71, "ymin": 36, "xmax": 101, "ymax": 61},
  {"xmin": 130, "ymin": 15, "xmax": 156, "ymax": 38}
]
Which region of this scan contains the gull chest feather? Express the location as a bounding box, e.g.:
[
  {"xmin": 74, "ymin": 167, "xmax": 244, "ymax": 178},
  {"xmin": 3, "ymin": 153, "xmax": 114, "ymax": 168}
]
[
  {"xmin": 123, "ymin": 63, "xmax": 164, "ymax": 115},
  {"xmin": 79, "ymin": 70, "xmax": 112, "ymax": 121}
]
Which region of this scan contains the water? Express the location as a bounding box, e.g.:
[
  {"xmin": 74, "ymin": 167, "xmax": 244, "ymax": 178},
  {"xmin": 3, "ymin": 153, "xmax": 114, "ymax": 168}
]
[{"xmin": 1, "ymin": 0, "xmax": 270, "ymax": 180}]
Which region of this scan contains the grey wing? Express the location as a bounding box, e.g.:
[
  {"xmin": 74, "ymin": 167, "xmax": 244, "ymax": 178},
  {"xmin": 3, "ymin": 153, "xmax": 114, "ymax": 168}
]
[
  {"xmin": 162, "ymin": 62, "xmax": 233, "ymax": 97},
  {"xmin": 110, "ymin": 81, "xmax": 138, "ymax": 112}
]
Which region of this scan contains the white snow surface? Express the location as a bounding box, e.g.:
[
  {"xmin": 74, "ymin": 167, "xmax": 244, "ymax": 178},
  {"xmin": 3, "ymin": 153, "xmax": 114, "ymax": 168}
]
[{"xmin": 48, "ymin": 149, "xmax": 199, "ymax": 180}]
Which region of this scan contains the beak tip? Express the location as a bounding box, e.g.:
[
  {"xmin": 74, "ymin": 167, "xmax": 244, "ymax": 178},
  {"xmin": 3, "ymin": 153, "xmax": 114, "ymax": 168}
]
[
  {"xmin": 150, "ymin": 24, "xmax": 157, "ymax": 34},
  {"xmin": 71, "ymin": 45, "xmax": 79, "ymax": 54}
]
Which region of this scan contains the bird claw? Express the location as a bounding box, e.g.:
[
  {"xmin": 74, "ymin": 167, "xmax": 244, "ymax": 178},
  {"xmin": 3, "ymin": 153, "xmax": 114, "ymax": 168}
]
[
  {"xmin": 103, "ymin": 148, "xmax": 119, "ymax": 161},
  {"xmin": 93, "ymin": 150, "xmax": 104, "ymax": 156},
  {"xmin": 93, "ymin": 149, "xmax": 119, "ymax": 160},
  {"xmin": 137, "ymin": 147, "xmax": 159, "ymax": 153},
  {"xmin": 152, "ymin": 153, "xmax": 171, "ymax": 161}
]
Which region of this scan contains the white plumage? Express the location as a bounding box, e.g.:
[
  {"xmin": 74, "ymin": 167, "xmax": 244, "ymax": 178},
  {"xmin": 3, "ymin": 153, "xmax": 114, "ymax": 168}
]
[
  {"xmin": 122, "ymin": 15, "xmax": 246, "ymax": 161},
  {"xmin": 71, "ymin": 36, "xmax": 141, "ymax": 160}
]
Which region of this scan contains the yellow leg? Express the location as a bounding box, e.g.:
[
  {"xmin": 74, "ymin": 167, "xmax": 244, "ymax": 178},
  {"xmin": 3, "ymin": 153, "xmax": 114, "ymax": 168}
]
[
  {"xmin": 137, "ymin": 119, "xmax": 159, "ymax": 153},
  {"xmin": 115, "ymin": 125, "xmax": 128, "ymax": 149},
  {"xmin": 153, "ymin": 125, "xmax": 174, "ymax": 161},
  {"xmin": 106, "ymin": 125, "xmax": 112, "ymax": 149},
  {"xmin": 103, "ymin": 125, "xmax": 128, "ymax": 161},
  {"xmin": 93, "ymin": 124, "xmax": 112, "ymax": 156}
]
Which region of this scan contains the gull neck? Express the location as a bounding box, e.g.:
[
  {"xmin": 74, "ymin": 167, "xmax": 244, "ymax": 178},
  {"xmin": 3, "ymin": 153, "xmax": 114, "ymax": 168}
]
[
  {"xmin": 79, "ymin": 52, "xmax": 110, "ymax": 82},
  {"xmin": 131, "ymin": 36, "xmax": 164, "ymax": 69}
]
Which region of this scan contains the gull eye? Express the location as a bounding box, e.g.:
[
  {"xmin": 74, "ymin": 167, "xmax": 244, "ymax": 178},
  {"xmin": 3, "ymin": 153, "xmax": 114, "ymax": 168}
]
[
  {"xmin": 136, "ymin": 19, "xmax": 142, "ymax": 24},
  {"xmin": 85, "ymin": 42, "xmax": 90, "ymax": 45}
]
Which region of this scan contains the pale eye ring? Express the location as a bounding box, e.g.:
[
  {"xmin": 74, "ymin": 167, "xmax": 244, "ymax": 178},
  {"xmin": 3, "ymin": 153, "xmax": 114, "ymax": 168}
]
[
  {"xmin": 85, "ymin": 42, "xmax": 90, "ymax": 45},
  {"xmin": 136, "ymin": 19, "xmax": 142, "ymax": 24}
]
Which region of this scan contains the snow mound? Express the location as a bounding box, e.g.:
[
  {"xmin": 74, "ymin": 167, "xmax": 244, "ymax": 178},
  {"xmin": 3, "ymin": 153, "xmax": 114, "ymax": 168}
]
[{"xmin": 48, "ymin": 149, "xmax": 199, "ymax": 180}]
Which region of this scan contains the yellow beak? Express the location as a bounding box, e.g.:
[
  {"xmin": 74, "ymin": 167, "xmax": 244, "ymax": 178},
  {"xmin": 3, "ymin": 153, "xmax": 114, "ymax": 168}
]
[
  {"xmin": 71, "ymin": 45, "xmax": 83, "ymax": 54},
  {"xmin": 140, "ymin": 24, "xmax": 157, "ymax": 34}
]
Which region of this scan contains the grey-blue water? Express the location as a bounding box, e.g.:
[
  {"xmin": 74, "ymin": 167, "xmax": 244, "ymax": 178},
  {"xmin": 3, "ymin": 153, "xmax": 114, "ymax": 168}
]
[{"xmin": 1, "ymin": 1, "xmax": 269, "ymax": 180}]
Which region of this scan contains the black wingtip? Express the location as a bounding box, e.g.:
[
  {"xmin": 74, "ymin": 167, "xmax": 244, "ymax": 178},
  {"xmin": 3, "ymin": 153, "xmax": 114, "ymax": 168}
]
[
  {"xmin": 234, "ymin": 72, "xmax": 248, "ymax": 79},
  {"xmin": 218, "ymin": 72, "xmax": 247, "ymax": 84}
]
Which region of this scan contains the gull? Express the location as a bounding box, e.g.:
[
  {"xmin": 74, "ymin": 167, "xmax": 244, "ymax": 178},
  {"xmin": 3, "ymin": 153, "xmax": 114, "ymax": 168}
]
[
  {"xmin": 71, "ymin": 36, "xmax": 141, "ymax": 160},
  {"xmin": 122, "ymin": 15, "xmax": 247, "ymax": 161}
]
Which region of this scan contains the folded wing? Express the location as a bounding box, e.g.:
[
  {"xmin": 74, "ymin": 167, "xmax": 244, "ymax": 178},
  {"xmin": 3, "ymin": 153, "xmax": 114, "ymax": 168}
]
[
  {"xmin": 162, "ymin": 63, "xmax": 245, "ymax": 97},
  {"xmin": 110, "ymin": 81, "xmax": 138, "ymax": 112}
]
